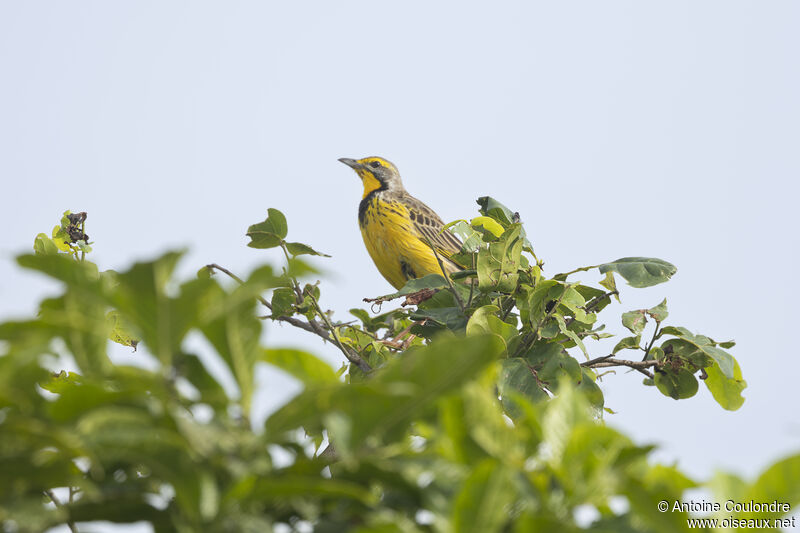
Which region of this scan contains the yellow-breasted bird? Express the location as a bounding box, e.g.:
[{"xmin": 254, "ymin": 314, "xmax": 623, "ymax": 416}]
[{"xmin": 339, "ymin": 156, "xmax": 463, "ymax": 290}]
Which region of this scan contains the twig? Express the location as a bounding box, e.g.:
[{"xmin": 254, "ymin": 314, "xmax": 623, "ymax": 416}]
[
  {"xmin": 582, "ymin": 354, "xmax": 617, "ymax": 366},
  {"xmin": 44, "ymin": 490, "xmax": 78, "ymax": 533},
  {"xmin": 278, "ymin": 244, "xmax": 308, "ymax": 304},
  {"xmin": 554, "ymin": 264, "xmax": 601, "ymax": 280},
  {"xmin": 500, "ymin": 295, "xmax": 515, "ymax": 321},
  {"xmin": 206, "ymin": 263, "xmax": 273, "ymax": 309},
  {"xmin": 466, "ymin": 253, "xmax": 476, "ymax": 308},
  {"xmin": 302, "ymin": 286, "xmax": 372, "ymax": 373},
  {"xmin": 642, "ymin": 323, "xmax": 661, "ymax": 361},
  {"xmin": 581, "ymin": 356, "xmax": 660, "ymax": 379},
  {"xmin": 424, "ymin": 237, "xmax": 465, "ymax": 312},
  {"xmin": 206, "ymin": 263, "xmax": 246, "ymax": 285},
  {"xmin": 564, "ymin": 290, "xmax": 618, "ymax": 327},
  {"xmin": 363, "ymin": 287, "xmax": 435, "ymax": 306},
  {"xmin": 205, "ymin": 263, "xmax": 371, "ymax": 373}
]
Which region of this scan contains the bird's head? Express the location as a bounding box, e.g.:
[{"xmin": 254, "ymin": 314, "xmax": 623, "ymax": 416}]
[{"xmin": 338, "ymin": 156, "xmax": 404, "ymax": 199}]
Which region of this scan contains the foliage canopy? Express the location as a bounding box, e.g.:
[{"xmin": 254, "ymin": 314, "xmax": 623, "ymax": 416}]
[{"xmin": 0, "ymin": 203, "xmax": 793, "ymax": 532}]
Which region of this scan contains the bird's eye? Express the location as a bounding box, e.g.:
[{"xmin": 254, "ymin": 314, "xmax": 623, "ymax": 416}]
[{"xmin": 370, "ymin": 161, "xmax": 381, "ymax": 168}]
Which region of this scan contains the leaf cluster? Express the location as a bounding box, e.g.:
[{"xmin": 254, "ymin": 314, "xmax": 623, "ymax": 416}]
[{"xmin": 0, "ymin": 207, "xmax": 777, "ymax": 533}]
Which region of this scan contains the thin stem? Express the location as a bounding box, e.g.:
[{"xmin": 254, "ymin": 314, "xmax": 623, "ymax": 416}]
[
  {"xmin": 564, "ymin": 290, "xmax": 618, "ymax": 328},
  {"xmin": 44, "ymin": 489, "xmax": 78, "ymax": 533},
  {"xmin": 424, "ymin": 237, "xmax": 465, "ymax": 312},
  {"xmin": 303, "ymin": 286, "xmax": 371, "ymax": 373},
  {"xmin": 205, "ymin": 263, "xmax": 371, "ymax": 373},
  {"xmin": 279, "ymin": 243, "xmax": 306, "ymax": 303},
  {"xmin": 553, "ymin": 264, "xmax": 602, "ymax": 280},
  {"xmin": 466, "ymin": 253, "xmax": 476, "ymax": 308},
  {"xmin": 206, "ymin": 263, "xmax": 246, "ymax": 285},
  {"xmin": 500, "ymin": 295, "xmax": 515, "ymax": 321},
  {"xmin": 206, "ymin": 263, "xmax": 272, "ymax": 310},
  {"xmin": 79, "ymin": 219, "xmax": 86, "ymax": 262},
  {"xmin": 642, "ymin": 323, "xmax": 661, "ymax": 361}
]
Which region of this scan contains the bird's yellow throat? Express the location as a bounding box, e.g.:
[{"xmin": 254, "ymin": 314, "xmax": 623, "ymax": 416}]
[{"xmin": 360, "ymin": 172, "xmax": 383, "ymax": 199}]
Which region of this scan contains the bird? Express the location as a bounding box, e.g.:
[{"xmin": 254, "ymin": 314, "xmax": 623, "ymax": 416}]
[{"xmin": 339, "ymin": 156, "xmax": 463, "ymax": 290}]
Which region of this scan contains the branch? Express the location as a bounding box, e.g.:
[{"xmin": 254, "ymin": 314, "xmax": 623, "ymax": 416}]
[
  {"xmin": 581, "ymin": 356, "xmax": 660, "ymax": 379},
  {"xmin": 205, "ymin": 263, "xmax": 372, "ymax": 373},
  {"xmin": 363, "ymin": 287, "xmax": 436, "ymax": 307},
  {"xmin": 466, "ymin": 253, "xmax": 476, "ymax": 308},
  {"xmin": 302, "ymin": 285, "xmax": 372, "ymax": 373},
  {"xmin": 44, "ymin": 490, "xmax": 77, "ymax": 533},
  {"xmin": 642, "ymin": 322, "xmax": 661, "ymax": 361}
]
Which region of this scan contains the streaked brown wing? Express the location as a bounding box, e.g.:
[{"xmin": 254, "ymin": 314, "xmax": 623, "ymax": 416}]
[{"xmin": 403, "ymin": 193, "xmax": 463, "ymax": 263}]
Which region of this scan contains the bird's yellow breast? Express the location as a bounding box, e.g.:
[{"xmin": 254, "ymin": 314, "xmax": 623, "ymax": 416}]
[{"xmin": 359, "ymin": 196, "xmax": 444, "ymax": 290}]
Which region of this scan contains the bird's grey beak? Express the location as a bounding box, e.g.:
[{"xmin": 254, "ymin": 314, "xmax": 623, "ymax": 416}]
[{"xmin": 338, "ymin": 157, "xmax": 361, "ymax": 170}]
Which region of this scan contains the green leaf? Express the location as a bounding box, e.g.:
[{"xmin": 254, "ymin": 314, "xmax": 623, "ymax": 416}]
[
  {"xmin": 466, "ymin": 305, "xmax": 517, "ymax": 345},
  {"xmin": 267, "ymin": 335, "xmax": 505, "ymax": 446},
  {"xmin": 451, "ymin": 459, "xmax": 515, "ymax": 533},
  {"xmin": 409, "ymin": 306, "xmax": 467, "ymax": 333},
  {"xmin": 741, "ymin": 454, "xmax": 800, "ymax": 521},
  {"xmin": 555, "ymin": 315, "xmax": 588, "ymax": 358},
  {"xmin": 577, "ymin": 369, "xmax": 604, "ymax": 411},
  {"xmin": 105, "ymin": 310, "xmax": 139, "ymax": 350},
  {"xmin": 470, "ymin": 215, "xmax": 505, "ymax": 238},
  {"xmin": 371, "ymin": 273, "xmax": 449, "ymax": 302},
  {"xmin": 177, "ymin": 353, "xmax": 229, "ymax": 408},
  {"xmin": 33, "ymin": 233, "xmax": 60, "ymax": 256},
  {"xmin": 523, "ymin": 342, "xmax": 581, "ymax": 387},
  {"xmin": 542, "ymin": 383, "xmax": 594, "ymax": 464},
  {"xmin": 109, "ymin": 251, "xmax": 193, "ymax": 366},
  {"xmin": 52, "ymin": 216, "xmax": 73, "ymax": 251},
  {"xmin": 17, "ymin": 252, "xmax": 99, "ymax": 287},
  {"xmin": 704, "ymin": 357, "xmax": 746, "ymax": 411},
  {"xmin": 462, "ymin": 382, "xmax": 525, "ymax": 463},
  {"xmin": 642, "ymin": 464, "xmax": 697, "ymax": 494},
  {"xmin": 477, "ymin": 225, "xmax": 522, "ymax": 293},
  {"xmin": 558, "ymin": 286, "xmax": 595, "ymax": 325},
  {"xmin": 239, "ymin": 476, "xmax": 377, "ymax": 505},
  {"xmin": 517, "ymin": 279, "xmax": 560, "ymax": 328},
  {"xmin": 661, "ymin": 328, "xmax": 735, "ymax": 378},
  {"xmin": 40, "ymin": 370, "xmax": 84, "ymax": 394},
  {"xmin": 613, "ymin": 335, "xmax": 641, "ymax": 354},
  {"xmin": 285, "ymin": 241, "xmax": 331, "ymax": 257},
  {"xmin": 498, "ymin": 358, "xmax": 549, "ymax": 416},
  {"xmin": 246, "ymin": 208, "xmax": 288, "ymax": 249},
  {"xmin": 598, "ymin": 257, "xmax": 677, "ymax": 288},
  {"xmin": 476, "ymin": 196, "xmax": 515, "ymax": 225},
  {"xmin": 446, "ymin": 220, "xmax": 484, "ymax": 253},
  {"xmin": 476, "ymin": 196, "xmax": 535, "ymax": 251},
  {"xmin": 646, "ymin": 298, "xmax": 668, "ymax": 322},
  {"xmin": 599, "ymin": 271, "xmax": 620, "ymax": 302},
  {"xmin": 621, "ymin": 310, "xmax": 647, "ymax": 335},
  {"xmin": 647, "ymin": 345, "xmax": 665, "ymax": 361},
  {"xmin": 192, "ymin": 276, "xmax": 275, "ymax": 415},
  {"xmin": 654, "ymin": 368, "xmax": 698, "ymax": 400},
  {"xmin": 270, "ymin": 287, "xmax": 296, "ymax": 317},
  {"xmin": 260, "ymin": 348, "xmax": 339, "ymax": 385}
]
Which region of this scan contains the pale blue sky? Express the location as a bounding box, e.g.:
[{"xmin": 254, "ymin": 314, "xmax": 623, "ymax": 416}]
[{"xmin": 1, "ymin": 1, "xmax": 799, "ymax": 529}]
